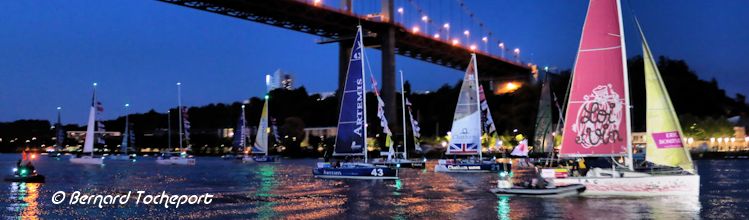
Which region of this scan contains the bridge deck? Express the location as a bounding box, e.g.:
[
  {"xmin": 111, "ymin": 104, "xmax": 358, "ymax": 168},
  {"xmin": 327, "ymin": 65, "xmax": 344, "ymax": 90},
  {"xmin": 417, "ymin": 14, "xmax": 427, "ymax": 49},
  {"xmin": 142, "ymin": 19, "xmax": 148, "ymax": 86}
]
[{"xmin": 157, "ymin": 0, "xmax": 531, "ymax": 80}]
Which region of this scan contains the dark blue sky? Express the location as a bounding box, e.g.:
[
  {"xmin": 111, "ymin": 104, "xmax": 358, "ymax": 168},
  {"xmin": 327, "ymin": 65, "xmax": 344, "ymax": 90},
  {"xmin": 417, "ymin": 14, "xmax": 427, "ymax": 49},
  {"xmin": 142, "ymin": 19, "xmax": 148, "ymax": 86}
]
[{"xmin": 1, "ymin": 0, "xmax": 747, "ymax": 124}]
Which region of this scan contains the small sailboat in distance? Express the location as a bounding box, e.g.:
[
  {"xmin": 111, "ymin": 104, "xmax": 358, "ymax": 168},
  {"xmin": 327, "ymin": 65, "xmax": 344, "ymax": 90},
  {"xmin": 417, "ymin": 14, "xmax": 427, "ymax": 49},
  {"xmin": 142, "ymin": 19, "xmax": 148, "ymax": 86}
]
[
  {"xmin": 553, "ymin": 0, "xmax": 699, "ymax": 196},
  {"xmin": 70, "ymin": 83, "xmax": 105, "ymax": 165},
  {"xmin": 110, "ymin": 103, "xmax": 136, "ymax": 161},
  {"xmin": 156, "ymin": 82, "xmax": 196, "ymax": 165},
  {"xmin": 48, "ymin": 107, "xmax": 65, "ymax": 158},
  {"xmin": 313, "ymin": 25, "xmax": 397, "ymax": 179},
  {"xmin": 371, "ymin": 70, "xmax": 426, "ymax": 168},
  {"xmin": 223, "ymin": 104, "xmax": 248, "ymax": 160},
  {"xmin": 244, "ymin": 97, "xmax": 279, "ymax": 163}
]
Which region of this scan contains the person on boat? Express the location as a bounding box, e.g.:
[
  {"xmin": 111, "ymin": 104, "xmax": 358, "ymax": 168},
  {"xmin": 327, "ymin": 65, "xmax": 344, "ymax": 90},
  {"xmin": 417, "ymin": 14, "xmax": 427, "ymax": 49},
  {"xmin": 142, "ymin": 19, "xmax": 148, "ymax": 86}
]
[
  {"xmin": 577, "ymin": 158, "xmax": 588, "ymax": 177},
  {"xmin": 531, "ymin": 166, "xmax": 548, "ymax": 189}
]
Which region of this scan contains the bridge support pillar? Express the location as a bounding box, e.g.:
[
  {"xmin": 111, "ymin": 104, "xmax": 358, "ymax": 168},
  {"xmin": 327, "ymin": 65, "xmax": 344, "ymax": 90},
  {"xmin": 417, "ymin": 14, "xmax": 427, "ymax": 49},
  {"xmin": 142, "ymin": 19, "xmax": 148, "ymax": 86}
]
[
  {"xmin": 381, "ymin": 0, "xmax": 399, "ymax": 139},
  {"xmin": 381, "ymin": 28, "xmax": 397, "ymax": 136},
  {"xmin": 337, "ymin": 42, "xmax": 352, "ymax": 115}
]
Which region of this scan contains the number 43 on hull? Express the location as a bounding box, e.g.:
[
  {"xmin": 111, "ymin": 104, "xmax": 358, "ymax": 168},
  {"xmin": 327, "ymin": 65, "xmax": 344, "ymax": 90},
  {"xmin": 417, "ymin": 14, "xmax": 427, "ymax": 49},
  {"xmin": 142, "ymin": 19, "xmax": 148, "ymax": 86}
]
[{"xmin": 313, "ymin": 162, "xmax": 398, "ymax": 180}]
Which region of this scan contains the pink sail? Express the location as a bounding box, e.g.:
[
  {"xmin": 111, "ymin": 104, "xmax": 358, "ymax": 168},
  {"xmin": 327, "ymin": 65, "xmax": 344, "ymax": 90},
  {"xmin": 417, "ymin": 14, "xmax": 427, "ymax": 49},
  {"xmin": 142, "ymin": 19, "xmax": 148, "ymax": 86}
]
[{"xmin": 560, "ymin": 0, "xmax": 630, "ymax": 157}]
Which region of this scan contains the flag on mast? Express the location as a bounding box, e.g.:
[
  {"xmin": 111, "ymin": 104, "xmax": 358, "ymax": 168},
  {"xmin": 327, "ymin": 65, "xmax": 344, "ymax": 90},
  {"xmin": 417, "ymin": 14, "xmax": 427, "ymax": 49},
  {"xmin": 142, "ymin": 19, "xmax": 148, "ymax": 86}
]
[
  {"xmin": 95, "ymin": 101, "xmax": 106, "ymax": 145},
  {"xmin": 371, "ymin": 74, "xmax": 394, "ymax": 159},
  {"xmin": 511, "ymin": 139, "xmax": 529, "ymax": 157},
  {"xmin": 182, "ymin": 107, "xmax": 191, "ymax": 144},
  {"xmin": 405, "ymin": 98, "xmax": 422, "ymax": 152}
]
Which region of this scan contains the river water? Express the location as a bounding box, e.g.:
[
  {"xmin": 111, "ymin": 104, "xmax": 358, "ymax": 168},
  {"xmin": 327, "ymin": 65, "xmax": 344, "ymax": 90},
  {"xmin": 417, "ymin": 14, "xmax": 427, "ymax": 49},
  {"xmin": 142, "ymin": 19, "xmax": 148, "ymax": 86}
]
[{"xmin": 0, "ymin": 154, "xmax": 746, "ymax": 219}]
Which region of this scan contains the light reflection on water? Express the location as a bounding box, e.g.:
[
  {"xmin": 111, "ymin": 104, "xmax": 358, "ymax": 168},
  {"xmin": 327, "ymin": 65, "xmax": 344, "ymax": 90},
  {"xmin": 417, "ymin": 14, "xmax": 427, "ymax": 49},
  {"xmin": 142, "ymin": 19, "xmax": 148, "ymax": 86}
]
[{"xmin": 0, "ymin": 155, "xmax": 746, "ymax": 219}]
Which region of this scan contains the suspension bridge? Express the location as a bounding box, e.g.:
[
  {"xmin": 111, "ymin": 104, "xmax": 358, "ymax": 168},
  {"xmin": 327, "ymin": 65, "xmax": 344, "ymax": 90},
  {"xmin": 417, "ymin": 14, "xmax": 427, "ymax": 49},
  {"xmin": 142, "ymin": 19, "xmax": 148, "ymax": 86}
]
[{"xmin": 157, "ymin": 0, "xmax": 534, "ymax": 130}]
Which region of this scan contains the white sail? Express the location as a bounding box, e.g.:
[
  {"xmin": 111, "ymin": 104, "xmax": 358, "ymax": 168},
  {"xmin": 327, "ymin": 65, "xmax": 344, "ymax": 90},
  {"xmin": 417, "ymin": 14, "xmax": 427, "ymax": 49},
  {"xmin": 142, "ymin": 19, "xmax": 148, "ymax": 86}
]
[
  {"xmin": 447, "ymin": 54, "xmax": 482, "ymax": 156},
  {"xmin": 253, "ymin": 100, "xmax": 269, "ymax": 155},
  {"xmin": 83, "ymin": 105, "xmax": 96, "ymax": 154}
]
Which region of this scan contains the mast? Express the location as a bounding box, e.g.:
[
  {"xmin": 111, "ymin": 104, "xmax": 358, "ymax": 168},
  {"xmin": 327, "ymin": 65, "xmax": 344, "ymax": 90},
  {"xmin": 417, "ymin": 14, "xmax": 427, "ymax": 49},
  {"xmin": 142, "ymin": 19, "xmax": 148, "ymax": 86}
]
[
  {"xmin": 92, "ymin": 83, "xmax": 97, "ymax": 157},
  {"xmin": 400, "ymin": 70, "xmax": 408, "ymax": 159},
  {"xmin": 616, "ymin": 0, "xmax": 634, "ymax": 171},
  {"xmin": 122, "ymin": 103, "xmax": 130, "ymax": 155},
  {"xmin": 167, "ymin": 109, "xmax": 171, "ymax": 150},
  {"xmin": 56, "ymin": 106, "xmax": 63, "ymax": 150},
  {"xmin": 82, "ymin": 83, "xmax": 98, "ymax": 156},
  {"xmin": 471, "ymin": 53, "xmax": 483, "ymax": 160},
  {"xmin": 177, "ymin": 82, "xmax": 183, "ymax": 152},
  {"xmin": 268, "ymin": 93, "xmax": 270, "ymax": 157},
  {"xmin": 265, "ymin": 75, "xmax": 270, "ymax": 157},
  {"xmin": 361, "ymin": 26, "xmax": 368, "ymax": 163}
]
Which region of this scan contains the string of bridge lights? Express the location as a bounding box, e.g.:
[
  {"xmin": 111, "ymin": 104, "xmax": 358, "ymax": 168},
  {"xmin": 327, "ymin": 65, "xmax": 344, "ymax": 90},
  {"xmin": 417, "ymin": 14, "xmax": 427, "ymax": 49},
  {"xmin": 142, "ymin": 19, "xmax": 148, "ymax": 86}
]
[{"xmin": 309, "ymin": 0, "xmax": 523, "ymax": 63}]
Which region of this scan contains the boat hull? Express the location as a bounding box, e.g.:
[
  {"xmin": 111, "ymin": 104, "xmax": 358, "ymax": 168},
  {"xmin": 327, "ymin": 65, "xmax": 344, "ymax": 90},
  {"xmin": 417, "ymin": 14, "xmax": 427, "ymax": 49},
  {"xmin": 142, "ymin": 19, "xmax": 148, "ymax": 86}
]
[
  {"xmin": 69, "ymin": 156, "xmax": 104, "ymax": 165},
  {"xmin": 372, "ymin": 160, "xmax": 426, "ymax": 168},
  {"xmin": 155, "ymin": 157, "xmax": 196, "ymax": 165},
  {"xmin": 252, "ymin": 155, "xmax": 279, "ymax": 163},
  {"xmin": 554, "ymin": 174, "xmax": 700, "ymax": 196},
  {"xmin": 221, "ymin": 155, "xmax": 243, "ymax": 160},
  {"xmin": 108, "ymin": 155, "xmax": 135, "ymax": 160},
  {"xmin": 313, "ymin": 167, "xmax": 398, "ymax": 180},
  {"xmin": 4, "ymin": 174, "xmax": 45, "ymax": 183},
  {"xmin": 491, "ymin": 184, "xmax": 586, "ymax": 197},
  {"xmin": 434, "ymin": 163, "xmax": 510, "ymax": 173}
]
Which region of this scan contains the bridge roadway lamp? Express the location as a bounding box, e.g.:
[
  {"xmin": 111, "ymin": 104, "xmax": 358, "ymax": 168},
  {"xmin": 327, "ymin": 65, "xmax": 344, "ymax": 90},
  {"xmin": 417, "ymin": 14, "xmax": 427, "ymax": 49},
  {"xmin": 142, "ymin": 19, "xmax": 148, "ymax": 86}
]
[{"xmin": 443, "ymin": 23, "xmax": 450, "ymax": 40}]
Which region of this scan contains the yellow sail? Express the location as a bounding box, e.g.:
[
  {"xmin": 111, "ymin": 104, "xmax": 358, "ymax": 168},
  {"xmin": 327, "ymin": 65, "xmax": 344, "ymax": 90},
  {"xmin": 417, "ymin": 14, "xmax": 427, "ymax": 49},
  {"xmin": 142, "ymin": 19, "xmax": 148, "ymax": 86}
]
[{"xmin": 640, "ymin": 22, "xmax": 694, "ymax": 173}]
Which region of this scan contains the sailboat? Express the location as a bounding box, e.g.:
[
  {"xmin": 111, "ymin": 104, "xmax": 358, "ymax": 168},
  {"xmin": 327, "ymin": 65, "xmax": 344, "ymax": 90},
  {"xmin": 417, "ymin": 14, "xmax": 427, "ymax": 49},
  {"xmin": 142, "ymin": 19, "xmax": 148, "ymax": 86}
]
[
  {"xmin": 434, "ymin": 54, "xmax": 508, "ymax": 173},
  {"xmin": 156, "ymin": 82, "xmax": 196, "ymax": 165},
  {"xmin": 533, "ymin": 75, "xmax": 555, "ymax": 155},
  {"xmin": 70, "ymin": 83, "xmax": 105, "ymax": 165},
  {"xmin": 48, "ymin": 107, "xmax": 65, "ymax": 158},
  {"xmin": 312, "ymin": 25, "xmax": 397, "ymax": 179},
  {"xmin": 245, "ymin": 97, "xmax": 279, "ymax": 163},
  {"xmin": 223, "ymin": 105, "xmax": 248, "ymax": 160},
  {"xmin": 371, "ymin": 71, "xmax": 426, "ymax": 168},
  {"xmin": 553, "ymin": 0, "xmax": 699, "ymax": 196},
  {"xmin": 110, "ymin": 104, "xmax": 136, "ymax": 160}
]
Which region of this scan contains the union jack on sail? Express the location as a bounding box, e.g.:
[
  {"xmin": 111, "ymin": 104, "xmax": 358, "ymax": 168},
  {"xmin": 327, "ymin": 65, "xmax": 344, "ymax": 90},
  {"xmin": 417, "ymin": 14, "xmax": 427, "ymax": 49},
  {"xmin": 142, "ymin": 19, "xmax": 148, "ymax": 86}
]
[{"xmin": 449, "ymin": 143, "xmax": 478, "ymax": 154}]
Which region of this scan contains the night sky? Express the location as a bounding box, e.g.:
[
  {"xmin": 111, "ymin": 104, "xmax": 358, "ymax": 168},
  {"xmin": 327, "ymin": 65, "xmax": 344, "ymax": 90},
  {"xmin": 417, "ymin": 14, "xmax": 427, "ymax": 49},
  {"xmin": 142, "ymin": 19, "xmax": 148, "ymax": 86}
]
[{"xmin": 1, "ymin": 0, "xmax": 747, "ymax": 124}]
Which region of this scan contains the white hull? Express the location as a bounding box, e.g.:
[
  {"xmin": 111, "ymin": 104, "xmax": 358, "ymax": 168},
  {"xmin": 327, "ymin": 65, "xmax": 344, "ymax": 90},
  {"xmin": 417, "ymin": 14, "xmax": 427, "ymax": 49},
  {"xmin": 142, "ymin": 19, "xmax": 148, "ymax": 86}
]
[
  {"xmin": 69, "ymin": 156, "xmax": 104, "ymax": 165},
  {"xmin": 434, "ymin": 164, "xmax": 490, "ymax": 173},
  {"xmin": 555, "ymin": 173, "xmax": 700, "ymax": 196},
  {"xmin": 156, "ymin": 157, "xmax": 196, "ymax": 165}
]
